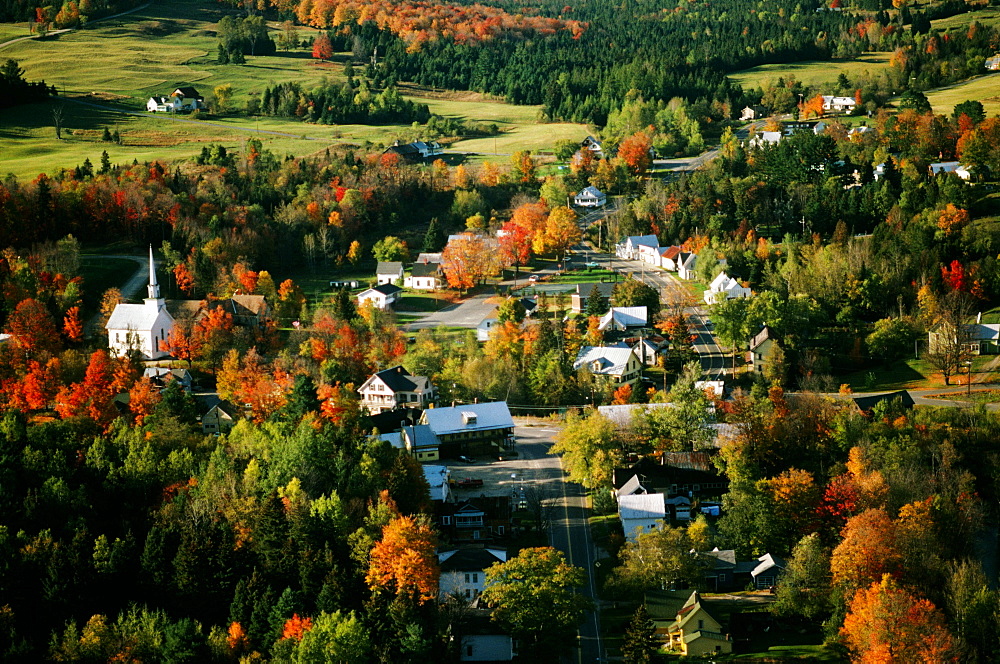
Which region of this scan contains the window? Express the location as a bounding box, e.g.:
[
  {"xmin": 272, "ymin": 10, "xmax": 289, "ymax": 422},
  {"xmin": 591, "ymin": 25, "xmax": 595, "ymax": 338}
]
[
  {"xmin": 472, "ymin": 573, "xmax": 478, "ymax": 583},
  {"xmin": 698, "ymin": 620, "xmax": 704, "ymax": 629},
  {"xmin": 473, "ymin": 530, "xmax": 480, "ymax": 540},
  {"xmin": 465, "ymin": 589, "xmax": 471, "ymax": 598},
  {"xmin": 465, "ymin": 573, "xmax": 470, "ymax": 583},
  {"xmin": 497, "ymin": 526, "xmax": 505, "ymax": 536},
  {"xmin": 442, "ymin": 516, "xmax": 452, "ymax": 526},
  {"xmin": 466, "ymin": 645, "xmax": 473, "ymax": 657}
]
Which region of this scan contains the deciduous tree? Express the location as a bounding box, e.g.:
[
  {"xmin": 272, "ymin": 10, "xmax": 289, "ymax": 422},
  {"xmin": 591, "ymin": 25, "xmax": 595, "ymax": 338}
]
[
  {"xmin": 551, "ymin": 410, "xmax": 620, "ymax": 489},
  {"xmin": 366, "ymin": 515, "xmax": 438, "ymax": 603}
]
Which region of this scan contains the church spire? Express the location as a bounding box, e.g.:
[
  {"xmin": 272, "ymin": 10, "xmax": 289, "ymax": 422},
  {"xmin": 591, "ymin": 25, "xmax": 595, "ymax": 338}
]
[{"xmin": 147, "ymin": 245, "xmax": 160, "ymax": 300}]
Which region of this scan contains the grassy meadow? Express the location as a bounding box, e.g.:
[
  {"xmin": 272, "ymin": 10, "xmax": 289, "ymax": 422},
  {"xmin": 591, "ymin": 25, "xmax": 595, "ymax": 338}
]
[
  {"xmin": 728, "ymin": 53, "xmax": 893, "ymax": 90},
  {"xmin": 0, "ymin": 0, "xmax": 588, "ymax": 178},
  {"xmin": 922, "ymin": 72, "xmax": 1000, "ymax": 118},
  {"xmin": 931, "ymin": 6, "xmax": 1000, "ymax": 30}
]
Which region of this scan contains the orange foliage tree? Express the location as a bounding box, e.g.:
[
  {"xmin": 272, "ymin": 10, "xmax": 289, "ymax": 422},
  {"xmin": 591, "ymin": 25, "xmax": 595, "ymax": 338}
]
[
  {"xmin": 62, "ymin": 306, "xmax": 83, "ymax": 343},
  {"xmin": 611, "ymin": 383, "xmax": 633, "ymax": 405},
  {"xmin": 841, "ymin": 575, "xmax": 957, "ymax": 663},
  {"xmin": 830, "ymin": 508, "xmax": 901, "ymax": 595},
  {"xmin": 281, "ymin": 614, "xmax": 314, "ymax": 641},
  {"xmin": 800, "ymin": 94, "xmax": 826, "ymax": 119},
  {"xmin": 442, "ymin": 233, "xmax": 500, "ymax": 291},
  {"xmin": 618, "ymin": 130, "xmax": 653, "ymax": 175},
  {"xmin": 366, "ymin": 515, "xmax": 439, "ymax": 603},
  {"xmin": 5, "ymin": 298, "xmax": 61, "ymax": 359},
  {"xmin": 128, "ymin": 377, "xmax": 161, "ymax": 426}
]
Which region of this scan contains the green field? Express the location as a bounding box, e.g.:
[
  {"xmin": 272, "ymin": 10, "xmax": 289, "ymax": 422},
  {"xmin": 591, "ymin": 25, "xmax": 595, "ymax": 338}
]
[
  {"xmin": 922, "ymin": 72, "xmax": 1000, "ymax": 118},
  {"xmin": 728, "ymin": 53, "xmax": 893, "ymax": 91},
  {"xmin": 0, "ymin": 21, "xmax": 30, "ymax": 43},
  {"xmin": 0, "ymin": 0, "xmax": 588, "ymax": 178},
  {"xmin": 931, "ymin": 6, "xmax": 1000, "ymax": 30}
]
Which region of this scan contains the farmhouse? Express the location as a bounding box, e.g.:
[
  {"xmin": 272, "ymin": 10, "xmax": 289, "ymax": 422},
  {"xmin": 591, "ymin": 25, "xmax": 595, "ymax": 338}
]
[
  {"xmin": 358, "ymin": 365, "xmax": 436, "ymax": 413},
  {"xmin": 147, "ymin": 87, "xmax": 204, "ymax": 112},
  {"xmin": 574, "ymin": 185, "xmax": 607, "ymax": 208},
  {"xmin": 703, "ymin": 272, "xmax": 751, "ymax": 304},
  {"xmin": 821, "ymin": 95, "xmax": 857, "ymax": 113},
  {"xmin": 581, "ymin": 135, "xmax": 604, "ymax": 158},
  {"xmin": 106, "ymin": 246, "xmax": 175, "ymax": 360},
  {"xmin": 573, "ymin": 346, "xmax": 643, "ymax": 385},
  {"xmin": 739, "ymin": 105, "xmax": 768, "ymax": 121},
  {"xmin": 357, "ymin": 284, "xmax": 402, "ymax": 310},
  {"xmin": 405, "ymin": 262, "xmax": 443, "ymax": 290},
  {"xmin": 376, "ymin": 261, "xmax": 404, "ymax": 285},
  {"xmin": 747, "ymin": 327, "xmax": 775, "ymax": 374},
  {"xmin": 384, "ymin": 140, "xmax": 442, "ymax": 162}
]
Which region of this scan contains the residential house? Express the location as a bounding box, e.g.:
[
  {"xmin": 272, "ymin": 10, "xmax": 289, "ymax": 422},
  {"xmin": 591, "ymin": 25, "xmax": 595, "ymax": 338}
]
[
  {"xmin": 143, "ymin": 367, "xmax": 192, "ymax": 391},
  {"xmin": 439, "ymin": 548, "xmax": 507, "ymax": 601},
  {"xmin": 417, "ymin": 252, "xmax": 443, "ymax": 264},
  {"xmin": 637, "ymin": 242, "xmax": 662, "ymax": 266},
  {"xmin": 658, "ymin": 246, "xmax": 682, "ymax": 271},
  {"xmin": 423, "ymin": 465, "xmax": 453, "ymax": 503},
  {"xmin": 612, "ymin": 456, "xmax": 728, "ymax": 502},
  {"xmin": 750, "ymin": 553, "xmax": 786, "ymax": 590},
  {"xmin": 676, "ymin": 252, "xmax": 697, "ymax": 280},
  {"xmin": 618, "ymin": 492, "xmax": 666, "ymax": 542},
  {"xmin": 598, "ymin": 306, "xmax": 648, "ymax": 332},
  {"xmin": 106, "ymin": 246, "xmax": 175, "ymax": 360},
  {"xmin": 929, "ymin": 161, "xmax": 972, "ymax": 179},
  {"xmin": 357, "ymin": 284, "xmax": 402, "ymax": 310},
  {"xmin": 852, "ymin": 390, "xmax": 915, "ymax": 415},
  {"xmin": 146, "ymin": 96, "xmax": 177, "ymax": 112},
  {"xmin": 748, "ymin": 131, "xmax": 782, "ymax": 148},
  {"xmin": 616, "ymin": 235, "xmax": 659, "ymax": 260},
  {"xmin": 570, "ymin": 281, "xmax": 615, "ymax": 314},
  {"xmin": 477, "ymin": 318, "xmax": 499, "ymax": 342},
  {"xmin": 574, "ymin": 185, "xmax": 607, "ymax": 208},
  {"xmin": 821, "ymin": 95, "xmax": 857, "ymax": 113},
  {"xmin": 383, "ymin": 140, "xmax": 442, "ymax": 162},
  {"xmin": 460, "ymin": 635, "xmax": 514, "ymax": 662},
  {"xmin": 202, "ymin": 294, "xmax": 271, "ymax": 329},
  {"xmin": 665, "ymin": 495, "xmax": 692, "ymax": 522},
  {"xmin": 985, "ymin": 55, "xmax": 1000, "ymax": 70},
  {"xmin": 740, "ymin": 105, "xmax": 768, "ymax": 121},
  {"xmin": 399, "ymin": 424, "xmax": 440, "ymax": 461},
  {"xmin": 405, "ymin": 262, "xmax": 443, "ymax": 290},
  {"xmin": 376, "ymin": 261, "xmax": 405, "ymax": 285},
  {"xmin": 650, "ymin": 590, "xmax": 733, "ymax": 657},
  {"xmin": 783, "ymin": 120, "xmax": 819, "ymax": 135},
  {"xmin": 359, "ymin": 365, "xmax": 435, "ymax": 413},
  {"xmin": 574, "ymin": 346, "xmax": 643, "ymax": 385},
  {"xmin": 437, "ymin": 496, "xmax": 512, "ymax": 545},
  {"xmin": 581, "ymin": 135, "xmax": 604, "ymax": 158},
  {"xmin": 195, "ymin": 395, "xmax": 241, "ymax": 435},
  {"xmin": 747, "ymin": 327, "xmax": 774, "ymax": 374},
  {"xmin": 172, "ymin": 87, "xmax": 204, "ymax": 110},
  {"xmin": 703, "ymin": 272, "xmax": 751, "ymax": 304},
  {"xmin": 928, "ymin": 322, "xmax": 1000, "ymax": 355},
  {"xmin": 631, "ymin": 335, "xmax": 666, "ymax": 366},
  {"xmin": 420, "ymin": 401, "xmax": 516, "ymax": 458},
  {"xmin": 695, "ymin": 380, "xmax": 725, "ymax": 399},
  {"xmin": 848, "ymin": 125, "xmax": 876, "ymax": 139},
  {"xmin": 519, "ymin": 297, "xmax": 538, "ymax": 317},
  {"xmin": 616, "ymin": 474, "xmax": 648, "ymax": 499}
]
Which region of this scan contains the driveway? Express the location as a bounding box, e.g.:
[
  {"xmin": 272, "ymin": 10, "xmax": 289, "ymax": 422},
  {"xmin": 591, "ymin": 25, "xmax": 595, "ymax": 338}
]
[{"xmin": 402, "ymin": 292, "xmax": 497, "ymax": 331}]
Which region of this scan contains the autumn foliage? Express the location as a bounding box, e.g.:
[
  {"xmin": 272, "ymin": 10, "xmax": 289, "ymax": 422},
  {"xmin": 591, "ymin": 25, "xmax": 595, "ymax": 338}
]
[
  {"xmin": 366, "ymin": 515, "xmax": 439, "ymax": 603},
  {"xmin": 841, "ymin": 575, "xmax": 957, "ymax": 663},
  {"xmin": 281, "ymin": 614, "xmax": 314, "ymax": 641}
]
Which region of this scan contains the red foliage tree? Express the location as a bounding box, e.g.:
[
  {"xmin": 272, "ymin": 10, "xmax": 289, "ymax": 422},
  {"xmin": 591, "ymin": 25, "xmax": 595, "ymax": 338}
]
[
  {"xmin": 618, "ymin": 130, "xmax": 653, "ymax": 175},
  {"xmin": 128, "ymin": 377, "xmax": 161, "ymax": 426},
  {"xmin": 62, "ymin": 306, "xmax": 83, "ymax": 343},
  {"xmin": 5, "ymin": 298, "xmax": 61, "ymax": 358},
  {"xmin": 312, "ymin": 34, "xmax": 333, "ymax": 60},
  {"xmin": 281, "ymin": 614, "xmax": 314, "ymax": 641}
]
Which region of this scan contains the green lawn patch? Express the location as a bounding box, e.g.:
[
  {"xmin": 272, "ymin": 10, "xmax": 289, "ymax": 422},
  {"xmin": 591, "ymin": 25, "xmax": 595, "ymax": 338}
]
[
  {"xmin": 0, "ymin": 22, "xmax": 31, "ymax": 43},
  {"xmin": 920, "ymin": 72, "xmax": 1000, "ymax": 120},
  {"xmin": 728, "ymin": 53, "xmax": 892, "ymax": 90},
  {"xmin": 729, "ymin": 644, "xmax": 841, "ymax": 661},
  {"xmin": 843, "ymin": 358, "xmax": 935, "ymax": 391},
  {"xmin": 395, "ymin": 293, "xmax": 453, "ymax": 313},
  {"xmin": 931, "ymin": 6, "xmax": 1000, "ymax": 30}
]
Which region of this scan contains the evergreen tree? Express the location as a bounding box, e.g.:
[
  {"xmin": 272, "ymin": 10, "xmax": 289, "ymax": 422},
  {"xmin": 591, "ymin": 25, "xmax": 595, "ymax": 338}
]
[
  {"xmin": 585, "ymin": 283, "xmax": 608, "ymax": 317},
  {"xmin": 423, "ymin": 217, "xmax": 444, "ymax": 252},
  {"xmin": 621, "ymin": 604, "xmax": 658, "ymax": 664}
]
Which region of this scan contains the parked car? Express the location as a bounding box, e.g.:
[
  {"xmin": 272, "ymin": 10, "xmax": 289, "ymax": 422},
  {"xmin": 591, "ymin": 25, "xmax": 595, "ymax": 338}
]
[
  {"xmin": 528, "ymin": 275, "xmax": 539, "ymax": 283},
  {"xmin": 455, "ymin": 478, "xmax": 484, "ymax": 488},
  {"xmin": 585, "ymin": 261, "xmax": 600, "ymax": 269},
  {"xmin": 458, "ymin": 455, "xmax": 475, "ymax": 464}
]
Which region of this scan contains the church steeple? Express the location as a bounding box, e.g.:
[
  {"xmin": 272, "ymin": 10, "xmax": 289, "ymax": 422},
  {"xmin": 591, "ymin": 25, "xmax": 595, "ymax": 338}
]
[{"xmin": 145, "ymin": 245, "xmax": 165, "ymax": 309}]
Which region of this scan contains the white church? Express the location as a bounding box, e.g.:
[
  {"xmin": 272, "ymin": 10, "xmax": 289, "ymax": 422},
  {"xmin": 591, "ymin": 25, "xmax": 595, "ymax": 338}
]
[{"xmin": 106, "ymin": 246, "xmax": 175, "ymax": 359}]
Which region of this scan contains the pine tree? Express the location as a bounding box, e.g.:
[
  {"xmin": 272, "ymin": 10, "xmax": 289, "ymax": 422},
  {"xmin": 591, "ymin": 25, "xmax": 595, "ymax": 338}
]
[
  {"xmin": 621, "ymin": 604, "xmax": 658, "ymax": 664},
  {"xmin": 585, "ymin": 282, "xmax": 608, "ymax": 317},
  {"xmin": 423, "ymin": 217, "xmax": 444, "ymax": 252}
]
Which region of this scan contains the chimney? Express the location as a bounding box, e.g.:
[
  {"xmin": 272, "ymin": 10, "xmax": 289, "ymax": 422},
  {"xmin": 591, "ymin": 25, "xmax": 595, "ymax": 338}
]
[{"xmin": 978, "ymin": 312, "xmax": 982, "ymax": 324}]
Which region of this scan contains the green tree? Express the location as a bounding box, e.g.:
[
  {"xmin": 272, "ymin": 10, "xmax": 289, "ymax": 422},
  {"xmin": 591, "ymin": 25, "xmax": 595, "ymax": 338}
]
[
  {"xmin": 551, "ymin": 411, "xmax": 621, "ymax": 489},
  {"xmin": 609, "ymin": 524, "xmax": 707, "ymax": 592},
  {"xmin": 585, "ymin": 283, "xmax": 608, "ymax": 317},
  {"xmin": 496, "ymin": 297, "xmax": 526, "ymax": 324},
  {"xmin": 866, "ymin": 317, "xmax": 919, "ymax": 364},
  {"xmin": 953, "ymin": 100, "xmax": 985, "ymax": 125},
  {"xmin": 611, "ymin": 277, "xmax": 660, "ymax": 317},
  {"xmin": 711, "ymin": 296, "xmax": 751, "ymax": 374},
  {"xmin": 422, "ymin": 218, "xmax": 444, "ymax": 252},
  {"xmin": 621, "ymin": 604, "xmax": 658, "ymax": 664},
  {"xmin": 636, "ymin": 361, "xmax": 712, "ymax": 451},
  {"xmin": 372, "ymin": 236, "xmax": 410, "ymax": 263},
  {"xmin": 481, "ymin": 547, "xmax": 591, "ymax": 658},
  {"xmin": 213, "ymin": 84, "xmax": 234, "ymax": 113},
  {"xmin": 772, "ymin": 532, "xmax": 832, "ymax": 620},
  {"xmin": 294, "ymin": 610, "xmax": 370, "ymax": 663}
]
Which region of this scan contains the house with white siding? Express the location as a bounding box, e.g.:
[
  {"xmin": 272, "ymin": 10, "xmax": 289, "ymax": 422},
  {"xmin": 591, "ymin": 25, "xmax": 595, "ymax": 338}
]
[{"xmin": 106, "ymin": 246, "xmax": 174, "ymax": 360}]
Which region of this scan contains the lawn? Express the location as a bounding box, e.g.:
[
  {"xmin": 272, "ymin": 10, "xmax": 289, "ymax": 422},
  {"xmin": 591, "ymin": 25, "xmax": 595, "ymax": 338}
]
[
  {"xmin": 0, "ymin": 21, "xmax": 30, "ymax": 43},
  {"xmin": 78, "ymin": 255, "xmax": 140, "ymax": 313},
  {"xmin": 728, "ymin": 53, "xmax": 893, "ymax": 91},
  {"xmin": 931, "ymin": 6, "xmax": 1000, "ymax": 30},
  {"xmin": 0, "ymin": 0, "xmax": 587, "ymax": 177},
  {"xmin": 842, "ymin": 358, "xmax": 935, "ymax": 391},
  {"xmin": 729, "ymin": 644, "xmax": 842, "ymax": 661},
  {"xmin": 925, "ymin": 389, "xmax": 1000, "ymax": 404},
  {"xmin": 921, "ymin": 72, "xmax": 1000, "ymax": 119}
]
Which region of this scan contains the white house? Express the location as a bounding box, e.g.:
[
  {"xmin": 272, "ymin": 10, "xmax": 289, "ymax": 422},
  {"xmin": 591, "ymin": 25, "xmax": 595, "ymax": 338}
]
[
  {"xmin": 357, "ymin": 284, "xmax": 402, "ymax": 310},
  {"xmin": 146, "ymin": 96, "xmax": 178, "ymax": 113},
  {"xmin": 376, "ymin": 261, "xmax": 404, "ymax": 285},
  {"xmin": 740, "ymin": 105, "xmax": 768, "ymax": 121},
  {"xmin": 748, "ymin": 131, "xmax": 782, "ymax": 148},
  {"xmin": 581, "ymin": 135, "xmax": 604, "ymax": 158},
  {"xmin": 358, "ymin": 365, "xmax": 436, "ymax": 413},
  {"xmin": 847, "ymin": 125, "xmax": 875, "ymax": 139},
  {"xmin": 574, "ymin": 185, "xmax": 607, "ymax": 208},
  {"xmin": 985, "ymin": 55, "xmax": 1000, "ymax": 70},
  {"xmin": 619, "ymin": 493, "xmax": 666, "ymax": 542},
  {"xmin": 423, "ymin": 465, "xmax": 453, "ymax": 503},
  {"xmin": 637, "ymin": 242, "xmax": 662, "ymax": 266},
  {"xmin": 404, "ymin": 262, "xmax": 443, "ymax": 290},
  {"xmin": 460, "ymin": 636, "xmax": 514, "ymax": 662},
  {"xmin": 703, "ymin": 272, "xmax": 751, "ymax": 304},
  {"xmin": 929, "ymin": 161, "xmax": 972, "ymax": 180},
  {"xmin": 598, "ymin": 306, "xmax": 648, "ymax": 332},
  {"xmin": 106, "ymin": 246, "xmax": 175, "ymax": 360},
  {"xmin": 676, "ymin": 252, "xmax": 697, "ymax": 280},
  {"xmin": 658, "ymin": 246, "xmax": 682, "ymax": 271},
  {"xmin": 616, "ymin": 235, "xmax": 659, "ymax": 260},
  {"xmin": 438, "ymin": 548, "xmax": 507, "ymax": 601},
  {"xmin": 821, "ymin": 95, "xmax": 857, "ymax": 113},
  {"xmin": 477, "ymin": 318, "xmax": 499, "ymax": 342},
  {"xmin": 573, "ymin": 346, "xmax": 643, "ymax": 385}
]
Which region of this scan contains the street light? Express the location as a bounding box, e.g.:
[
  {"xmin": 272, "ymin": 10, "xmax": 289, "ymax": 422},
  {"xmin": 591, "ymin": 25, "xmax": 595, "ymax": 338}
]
[{"xmin": 965, "ymin": 360, "xmax": 973, "ymax": 397}]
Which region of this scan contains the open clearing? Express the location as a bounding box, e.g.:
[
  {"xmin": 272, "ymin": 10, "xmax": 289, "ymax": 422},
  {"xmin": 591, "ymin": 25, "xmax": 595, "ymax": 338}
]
[
  {"xmin": 931, "ymin": 6, "xmax": 1000, "ymax": 30},
  {"xmin": 922, "ymin": 72, "xmax": 1000, "ymax": 118},
  {"xmin": 0, "ymin": 0, "xmax": 587, "ymax": 178},
  {"xmin": 728, "ymin": 53, "xmax": 893, "ymax": 90}
]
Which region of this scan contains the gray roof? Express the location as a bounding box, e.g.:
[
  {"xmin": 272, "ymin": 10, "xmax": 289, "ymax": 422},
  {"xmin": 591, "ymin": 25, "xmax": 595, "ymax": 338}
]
[
  {"xmin": 618, "ymin": 493, "xmax": 665, "ymax": 520},
  {"xmin": 701, "ymin": 548, "xmax": 737, "ymax": 571},
  {"xmin": 106, "ymin": 302, "xmax": 173, "ymax": 332},
  {"xmin": 574, "ymin": 346, "xmax": 638, "ymax": 376},
  {"xmin": 598, "ymin": 306, "xmax": 648, "ymax": 330},
  {"xmin": 402, "ymin": 424, "xmax": 438, "ymax": 449},
  {"xmin": 751, "ymin": 553, "xmax": 786, "ymax": 578},
  {"xmin": 369, "ymin": 283, "xmax": 403, "ymax": 296},
  {"xmin": 597, "ymin": 402, "xmax": 676, "ymax": 428},
  {"xmin": 616, "ymin": 474, "xmax": 646, "ymax": 499},
  {"xmin": 575, "ymin": 282, "xmax": 615, "ymax": 297},
  {"xmin": 624, "ymin": 235, "xmax": 659, "ymax": 249},
  {"xmin": 438, "ymin": 548, "xmax": 506, "ymax": 572},
  {"xmin": 410, "ymin": 262, "xmax": 440, "ymax": 278},
  {"xmin": 749, "ymin": 326, "xmax": 771, "ymax": 351},
  {"xmin": 363, "ymin": 365, "xmax": 432, "ymax": 393},
  {"xmin": 377, "ymin": 432, "xmax": 405, "ymax": 449},
  {"xmin": 376, "ymin": 261, "xmax": 404, "ymax": 275},
  {"xmin": 421, "ymin": 402, "xmax": 514, "ymax": 435}
]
